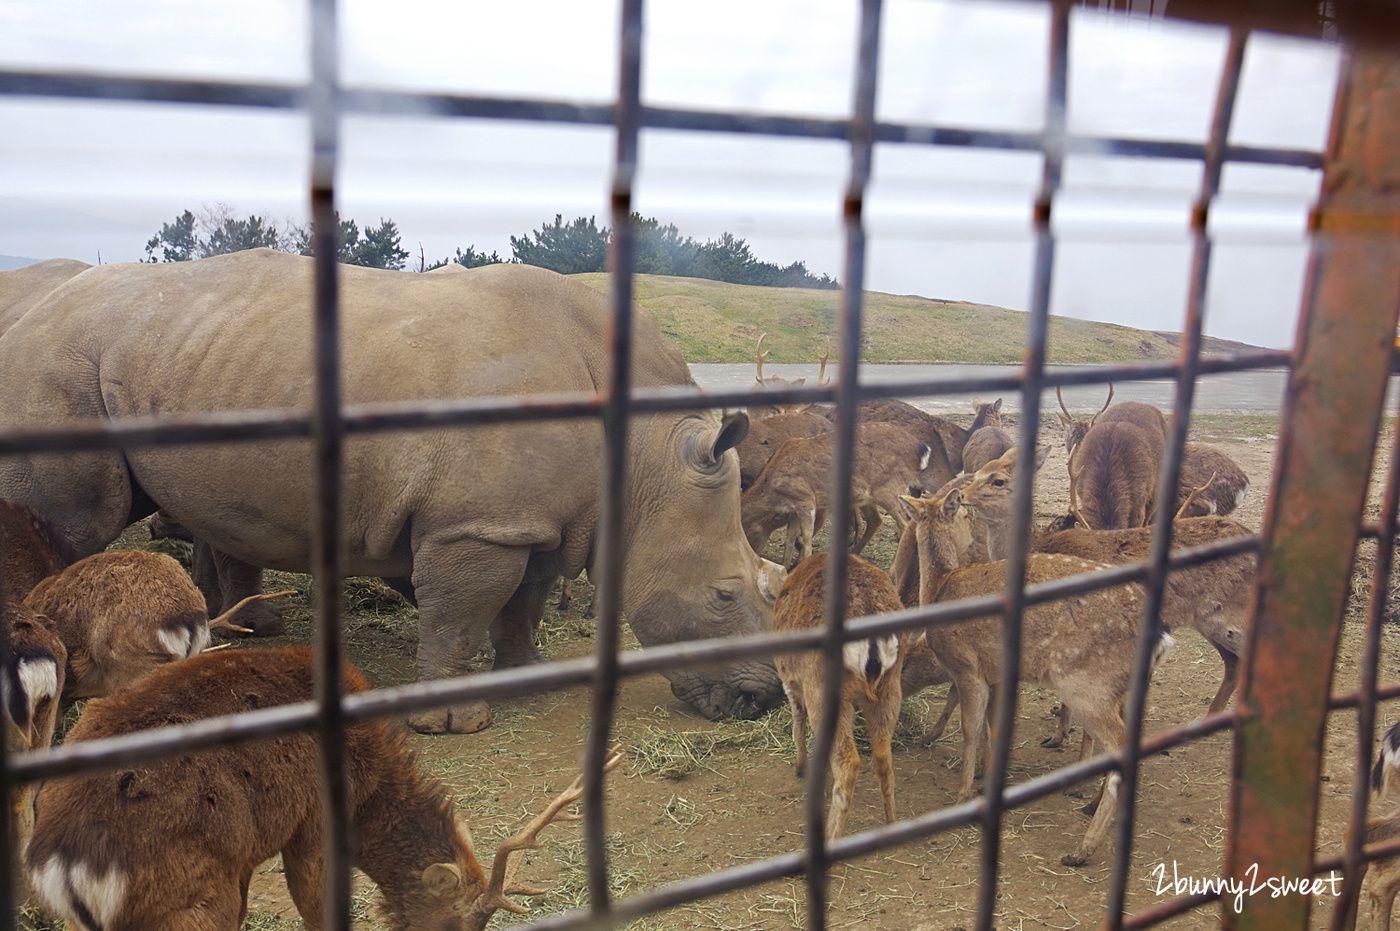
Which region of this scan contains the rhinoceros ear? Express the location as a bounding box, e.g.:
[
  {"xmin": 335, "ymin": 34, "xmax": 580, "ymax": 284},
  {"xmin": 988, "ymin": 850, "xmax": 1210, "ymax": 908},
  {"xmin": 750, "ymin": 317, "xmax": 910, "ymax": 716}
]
[{"xmin": 714, "ymin": 412, "xmax": 749, "ymax": 458}]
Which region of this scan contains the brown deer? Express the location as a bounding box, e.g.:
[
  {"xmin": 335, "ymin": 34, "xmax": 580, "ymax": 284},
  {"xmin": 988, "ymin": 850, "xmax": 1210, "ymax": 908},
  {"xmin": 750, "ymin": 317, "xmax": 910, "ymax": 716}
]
[
  {"xmin": 2, "ymin": 600, "xmax": 66, "ymax": 874},
  {"xmin": 22, "ymin": 550, "xmax": 292, "ymax": 703},
  {"xmin": 827, "ymin": 396, "xmax": 991, "ymax": 478},
  {"xmin": 774, "ymin": 553, "xmax": 908, "ymax": 839},
  {"xmin": 735, "ymin": 410, "xmax": 833, "ymax": 491},
  {"xmin": 748, "ymin": 333, "xmax": 831, "ymax": 419},
  {"xmin": 1176, "ymin": 444, "xmax": 1250, "ymax": 517},
  {"xmin": 742, "ymin": 423, "xmax": 941, "ymax": 567},
  {"xmin": 960, "ymin": 398, "xmax": 1015, "ymax": 474},
  {"xmin": 0, "ymin": 499, "xmax": 77, "ymax": 602},
  {"xmin": 961, "ymin": 449, "xmax": 1256, "ymax": 716},
  {"xmin": 1055, "ymin": 384, "xmax": 1114, "ymax": 457},
  {"xmin": 26, "ymin": 646, "xmax": 618, "ymax": 931},
  {"xmin": 902, "ymin": 487, "xmax": 1169, "ymax": 867}
]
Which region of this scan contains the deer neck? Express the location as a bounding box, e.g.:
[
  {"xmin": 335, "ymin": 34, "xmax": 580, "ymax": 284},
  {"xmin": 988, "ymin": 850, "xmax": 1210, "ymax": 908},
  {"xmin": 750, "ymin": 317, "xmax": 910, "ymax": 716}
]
[{"xmin": 913, "ymin": 524, "xmax": 962, "ymax": 605}]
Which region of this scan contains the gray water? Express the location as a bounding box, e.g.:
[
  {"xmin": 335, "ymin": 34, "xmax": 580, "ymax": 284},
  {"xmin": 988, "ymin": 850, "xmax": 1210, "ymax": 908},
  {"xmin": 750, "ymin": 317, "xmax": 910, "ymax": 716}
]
[{"xmin": 689, "ymin": 362, "xmax": 1301, "ymax": 415}]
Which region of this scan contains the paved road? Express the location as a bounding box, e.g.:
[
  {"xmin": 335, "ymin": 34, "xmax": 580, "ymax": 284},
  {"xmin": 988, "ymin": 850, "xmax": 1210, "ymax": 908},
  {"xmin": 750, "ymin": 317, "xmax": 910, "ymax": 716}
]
[{"xmin": 689, "ymin": 363, "xmax": 1306, "ymax": 415}]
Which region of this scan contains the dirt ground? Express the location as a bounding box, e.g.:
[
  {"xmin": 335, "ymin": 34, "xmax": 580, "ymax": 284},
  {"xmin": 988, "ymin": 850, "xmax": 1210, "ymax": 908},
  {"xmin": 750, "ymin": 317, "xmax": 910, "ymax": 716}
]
[{"xmin": 28, "ymin": 412, "xmax": 1398, "ymax": 931}]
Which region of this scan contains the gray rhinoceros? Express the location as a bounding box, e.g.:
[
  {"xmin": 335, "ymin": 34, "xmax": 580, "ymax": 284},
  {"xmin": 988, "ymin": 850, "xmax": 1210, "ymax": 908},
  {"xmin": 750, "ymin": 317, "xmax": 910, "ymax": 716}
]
[{"xmin": 0, "ymin": 249, "xmax": 787, "ymax": 731}]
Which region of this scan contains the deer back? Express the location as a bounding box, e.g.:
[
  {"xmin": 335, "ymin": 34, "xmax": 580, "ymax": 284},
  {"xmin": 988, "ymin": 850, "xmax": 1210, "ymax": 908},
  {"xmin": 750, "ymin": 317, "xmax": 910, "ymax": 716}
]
[
  {"xmin": 24, "ymin": 550, "xmax": 214, "ymax": 702},
  {"xmin": 735, "ymin": 411, "xmax": 833, "ymax": 490},
  {"xmin": 1071, "ymin": 421, "xmax": 1163, "ymax": 530},
  {"xmin": 1036, "ymin": 516, "xmax": 1254, "ymax": 653},
  {"xmin": 961, "ymin": 425, "xmax": 1015, "ymax": 475},
  {"xmin": 774, "ymin": 554, "xmax": 906, "ymax": 695}
]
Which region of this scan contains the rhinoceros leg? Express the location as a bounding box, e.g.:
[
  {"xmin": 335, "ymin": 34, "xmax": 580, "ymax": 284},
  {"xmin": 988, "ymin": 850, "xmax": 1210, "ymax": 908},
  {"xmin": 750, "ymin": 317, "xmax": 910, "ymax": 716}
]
[
  {"xmin": 407, "ymin": 538, "xmax": 532, "ymax": 734},
  {"xmin": 187, "ymin": 539, "xmax": 285, "ymax": 636},
  {"xmin": 490, "ymin": 574, "xmax": 553, "ymax": 669}
]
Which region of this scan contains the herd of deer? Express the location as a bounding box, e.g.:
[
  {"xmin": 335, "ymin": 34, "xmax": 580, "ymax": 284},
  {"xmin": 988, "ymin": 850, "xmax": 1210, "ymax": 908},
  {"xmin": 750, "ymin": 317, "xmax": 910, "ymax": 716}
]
[
  {"xmin": 0, "ymin": 501, "xmax": 621, "ymax": 929},
  {"xmin": 744, "ymin": 332, "xmax": 1391, "ymax": 912},
  {"xmin": 0, "ymin": 330, "xmax": 1391, "ymax": 928}
]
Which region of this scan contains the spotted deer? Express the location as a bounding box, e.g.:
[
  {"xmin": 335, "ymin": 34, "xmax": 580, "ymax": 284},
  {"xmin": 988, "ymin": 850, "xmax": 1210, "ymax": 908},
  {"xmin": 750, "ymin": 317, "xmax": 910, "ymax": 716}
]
[
  {"xmin": 773, "ymin": 553, "xmax": 909, "ymax": 839},
  {"xmin": 22, "ymin": 549, "xmax": 292, "ymax": 703},
  {"xmin": 742, "ymin": 422, "xmax": 941, "ymax": 567},
  {"xmin": 26, "ymin": 646, "xmax": 619, "ymax": 931},
  {"xmin": 902, "ymin": 487, "xmax": 1169, "ymax": 867},
  {"xmin": 735, "ymin": 410, "xmax": 833, "ymax": 491},
  {"xmin": 961, "ymin": 448, "xmax": 1256, "ymax": 717}
]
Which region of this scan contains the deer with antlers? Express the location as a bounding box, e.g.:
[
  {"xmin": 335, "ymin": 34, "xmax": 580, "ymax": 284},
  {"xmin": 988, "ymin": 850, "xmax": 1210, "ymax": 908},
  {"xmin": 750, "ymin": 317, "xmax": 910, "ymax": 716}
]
[
  {"xmin": 901, "ymin": 486, "xmax": 1167, "ymax": 866},
  {"xmin": 23, "ymin": 549, "xmax": 292, "ymax": 704},
  {"xmin": 26, "ymin": 646, "xmax": 618, "ymax": 931},
  {"xmin": 749, "ymin": 333, "xmax": 832, "ymax": 419}
]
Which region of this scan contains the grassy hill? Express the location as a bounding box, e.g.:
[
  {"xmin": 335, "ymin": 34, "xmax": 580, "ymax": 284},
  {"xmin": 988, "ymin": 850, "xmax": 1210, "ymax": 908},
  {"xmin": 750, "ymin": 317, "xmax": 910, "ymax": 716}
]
[{"xmin": 571, "ymin": 273, "xmax": 1261, "ymax": 365}]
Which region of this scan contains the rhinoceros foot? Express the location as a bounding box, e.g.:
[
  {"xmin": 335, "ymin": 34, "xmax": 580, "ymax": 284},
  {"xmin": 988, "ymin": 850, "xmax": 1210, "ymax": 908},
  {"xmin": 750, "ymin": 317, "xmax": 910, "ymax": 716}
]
[
  {"xmin": 408, "ymin": 701, "xmax": 492, "ymax": 734},
  {"xmin": 223, "ymin": 600, "xmax": 285, "ymax": 637}
]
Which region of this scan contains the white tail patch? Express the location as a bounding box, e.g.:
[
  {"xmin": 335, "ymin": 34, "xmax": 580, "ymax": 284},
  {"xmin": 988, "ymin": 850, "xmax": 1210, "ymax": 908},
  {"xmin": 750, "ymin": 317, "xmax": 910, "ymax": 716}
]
[
  {"xmin": 918, "ymin": 444, "xmax": 931, "ymax": 470},
  {"xmin": 1235, "ymin": 482, "xmax": 1250, "ymax": 510},
  {"xmin": 1151, "ymin": 632, "xmax": 1176, "ymax": 669},
  {"xmin": 31, "ymin": 855, "xmax": 128, "ymax": 930},
  {"xmin": 156, "ymin": 623, "xmax": 210, "ymax": 660},
  {"xmin": 17, "ymin": 657, "xmax": 59, "ymax": 705},
  {"xmin": 843, "ymin": 634, "xmax": 899, "ymax": 684}
]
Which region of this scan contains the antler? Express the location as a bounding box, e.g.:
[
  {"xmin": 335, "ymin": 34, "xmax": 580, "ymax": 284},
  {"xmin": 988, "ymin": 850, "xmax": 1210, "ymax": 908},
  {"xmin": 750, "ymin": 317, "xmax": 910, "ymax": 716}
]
[
  {"xmin": 755, "ymin": 333, "xmax": 771, "ymax": 383},
  {"xmin": 817, "ymin": 336, "xmax": 832, "ymax": 386},
  {"xmin": 207, "ymin": 590, "xmax": 296, "ymax": 634},
  {"xmin": 469, "ymin": 749, "xmax": 625, "ymax": 920},
  {"xmin": 1091, "ymin": 383, "xmax": 1115, "ymax": 426},
  {"xmin": 1174, "ymin": 471, "xmax": 1218, "ymax": 520},
  {"xmin": 1056, "ymin": 386, "xmax": 1073, "ymax": 421}
]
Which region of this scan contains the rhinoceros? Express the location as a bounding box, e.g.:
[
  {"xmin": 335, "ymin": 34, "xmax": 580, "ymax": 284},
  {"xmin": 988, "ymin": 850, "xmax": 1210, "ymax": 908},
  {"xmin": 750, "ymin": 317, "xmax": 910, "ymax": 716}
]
[{"xmin": 0, "ymin": 249, "xmax": 787, "ymax": 731}]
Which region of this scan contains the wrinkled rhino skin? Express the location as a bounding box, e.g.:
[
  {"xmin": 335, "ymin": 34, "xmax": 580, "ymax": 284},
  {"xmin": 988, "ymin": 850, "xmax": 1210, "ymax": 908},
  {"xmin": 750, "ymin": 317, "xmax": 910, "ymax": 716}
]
[{"xmin": 0, "ymin": 250, "xmax": 786, "ymax": 731}]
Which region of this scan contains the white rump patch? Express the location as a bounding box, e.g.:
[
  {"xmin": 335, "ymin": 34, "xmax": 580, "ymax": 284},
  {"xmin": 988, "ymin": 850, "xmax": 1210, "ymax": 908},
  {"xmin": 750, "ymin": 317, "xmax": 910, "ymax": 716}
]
[
  {"xmin": 1150, "ymin": 632, "xmax": 1176, "ymax": 669},
  {"xmin": 156, "ymin": 626, "xmax": 195, "ymax": 659},
  {"xmin": 918, "ymin": 444, "xmax": 931, "ymax": 470},
  {"xmin": 17, "ymin": 658, "xmax": 59, "ymax": 705},
  {"xmin": 843, "ymin": 634, "xmax": 900, "ymax": 684},
  {"xmin": 30, "ymin": 856, "xmax": 127, "ymax": 928},
  {"xmin": 1235, "ymin": 482, "xmax": 1250, "ymax": 509}
]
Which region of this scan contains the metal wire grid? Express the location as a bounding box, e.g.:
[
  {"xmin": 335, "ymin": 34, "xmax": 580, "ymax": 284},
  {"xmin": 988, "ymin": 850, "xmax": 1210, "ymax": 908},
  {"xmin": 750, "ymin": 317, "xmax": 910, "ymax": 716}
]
[{"xmin": 0, "ymin": 2, "xmax": 1369, "ymax": 931}]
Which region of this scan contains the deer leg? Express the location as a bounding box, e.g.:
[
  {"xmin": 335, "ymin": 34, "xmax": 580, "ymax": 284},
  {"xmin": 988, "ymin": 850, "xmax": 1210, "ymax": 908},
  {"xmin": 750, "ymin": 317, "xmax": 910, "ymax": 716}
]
[
  {"xmin": 792, "ymin": 507, "xmax": 818, "ymax": 569},
  {"xmin": 281, "ymin": 824, "xmax": 325, "ymax": 930},
  {"xmin": 1206, "ymin": 645, "xmax": 1240, "ymax": 715},
  {"xmin": 863, "ymin": 674, "xmax": 903, "ymax": 825},
  {"xmin": 1060, "ymin": 703, "xmax": 1125, "ymax": 867},
  {"xmin": 782, "ymin": 677, "xmax": 810, "ymax": 779},
  {"xmin": 826, "ymin": 702, "xmax": 860, "ymax": 841},
  {"xmin": 853, "ymin": 505, "xmax": 881, "ymax": 555},
  {"xmin": 925, "ymin": 683, "xmax": 960, "ymax": 741},
  {"xmin": 956, "ymin": 678, "xmax": 991, "ymax": 803}
]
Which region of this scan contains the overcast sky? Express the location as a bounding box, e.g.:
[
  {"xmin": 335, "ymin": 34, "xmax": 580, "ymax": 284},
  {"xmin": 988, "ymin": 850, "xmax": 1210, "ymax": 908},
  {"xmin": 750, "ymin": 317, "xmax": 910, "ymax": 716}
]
[{"xmin": 0, "ymin": 0, "xmax": 1340, "ymax": 349}]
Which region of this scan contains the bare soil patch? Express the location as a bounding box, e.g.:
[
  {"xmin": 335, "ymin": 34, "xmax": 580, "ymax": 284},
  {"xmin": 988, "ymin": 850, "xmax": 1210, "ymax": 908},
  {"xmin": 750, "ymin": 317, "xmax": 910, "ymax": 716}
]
[{"xmin": 28, "ymin": 413, "xmax": 1398, "ymax": 931}]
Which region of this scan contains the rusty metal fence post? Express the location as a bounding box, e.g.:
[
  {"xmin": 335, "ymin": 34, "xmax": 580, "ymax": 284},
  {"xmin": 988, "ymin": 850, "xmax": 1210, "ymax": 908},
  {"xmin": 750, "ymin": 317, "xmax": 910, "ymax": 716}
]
[{"xmin": 1227, "ymin": 46, "xmax": 1400, "ymax": 931}]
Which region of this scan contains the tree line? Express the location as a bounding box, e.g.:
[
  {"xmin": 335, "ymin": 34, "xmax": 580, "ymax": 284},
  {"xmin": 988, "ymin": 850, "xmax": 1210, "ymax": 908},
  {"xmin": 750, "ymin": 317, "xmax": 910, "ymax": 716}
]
[{"xmin": 144, "ymin": 206, "xmax": 839, "ymax": 289}]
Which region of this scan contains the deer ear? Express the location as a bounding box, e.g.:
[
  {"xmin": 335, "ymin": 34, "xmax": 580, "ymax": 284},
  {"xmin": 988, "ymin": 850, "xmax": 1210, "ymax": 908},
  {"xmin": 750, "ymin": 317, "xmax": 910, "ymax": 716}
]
[
  {"xmin": 992, "ymin": 398, "xmax": 1002, "ymax": 413},
  {"xmin": 1032, "ymin": 444, "xmax": 1051, "ymax": 472},
  {"xmin": 422, "ymin": 863, "xmax": 463, "ymax": 901},
  {"xmin": 940, "ymin": 488, "xmax": 963, "ymax": 517},
  {"xmin": 898, "ymin": 493, "xmax": 928, "ymax": 517},
  {"xmin": 1057, "ymin": 412, "xmax": 1072, "ymax": 426}
]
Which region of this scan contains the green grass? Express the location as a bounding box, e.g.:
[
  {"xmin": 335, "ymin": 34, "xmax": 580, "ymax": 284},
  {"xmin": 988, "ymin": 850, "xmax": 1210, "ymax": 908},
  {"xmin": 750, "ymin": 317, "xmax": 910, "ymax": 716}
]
[{"xmin": 571, "ymin": 273, "xmax": 1259, "ymax": 365}]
